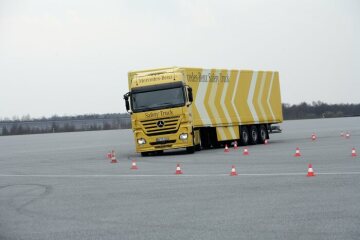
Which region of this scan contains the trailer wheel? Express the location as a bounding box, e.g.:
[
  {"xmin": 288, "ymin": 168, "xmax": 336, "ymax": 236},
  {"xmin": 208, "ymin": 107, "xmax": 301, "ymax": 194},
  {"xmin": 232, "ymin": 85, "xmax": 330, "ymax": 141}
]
[
  {"xmin": 249, "ymin": 125, "xmax": 258, "ymax": 145},
  {"xmin": 240, "ymin": 126, "xmax": 249, "ymax": 146},
  {"xmin": 258, "ymin": 125, "xmax": 267, "ymax": 144}
]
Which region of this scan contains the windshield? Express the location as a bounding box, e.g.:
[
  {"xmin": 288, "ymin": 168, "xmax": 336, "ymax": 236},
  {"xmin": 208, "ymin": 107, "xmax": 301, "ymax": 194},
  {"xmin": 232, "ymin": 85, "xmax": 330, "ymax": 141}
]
[{"xmin": 131, "ymin": 87, "xmax": 185, "ymax": 112}]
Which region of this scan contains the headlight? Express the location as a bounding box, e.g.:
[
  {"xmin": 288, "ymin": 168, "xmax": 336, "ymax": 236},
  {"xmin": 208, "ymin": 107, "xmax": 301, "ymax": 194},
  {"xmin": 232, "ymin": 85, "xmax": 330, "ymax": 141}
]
[
  {"xmin": 179, "ymin": 133, "xmax": 188, "ymax": 140},
  {"xmin": 137, "ymin": 138, "xmax": 146, "ymax": 145}
]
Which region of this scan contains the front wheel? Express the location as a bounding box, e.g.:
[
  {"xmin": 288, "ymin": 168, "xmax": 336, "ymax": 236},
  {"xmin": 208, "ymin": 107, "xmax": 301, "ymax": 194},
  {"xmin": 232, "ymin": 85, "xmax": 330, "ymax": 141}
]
[
  {"xmin": 186, "ymin": 146, "xmax": 195, "ymax": 154},
  {"xmin": 195, "ymin": 144, "xmax": 201, "ymax": 151},
  {"xmin": 141, "ymin": 152, "xmax": 149, "ymax": 157},
  {"xmin": 141, "ymin": 150, "xmax": 163, "ymax": 157}
]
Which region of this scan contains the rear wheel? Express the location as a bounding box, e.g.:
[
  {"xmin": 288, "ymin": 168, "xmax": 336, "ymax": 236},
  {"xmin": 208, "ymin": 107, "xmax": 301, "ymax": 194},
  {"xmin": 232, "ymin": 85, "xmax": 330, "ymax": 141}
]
[
  {"xmin": 249, "ymin": 125, "xmax": 258, "ymax": 145},
  {"xmin": 258, "ymin": 125, "xmax": 267, "ymax": 144},
  {"xmin": 240, "ymin": 126, "xmax": 249, "ymax": 146}
]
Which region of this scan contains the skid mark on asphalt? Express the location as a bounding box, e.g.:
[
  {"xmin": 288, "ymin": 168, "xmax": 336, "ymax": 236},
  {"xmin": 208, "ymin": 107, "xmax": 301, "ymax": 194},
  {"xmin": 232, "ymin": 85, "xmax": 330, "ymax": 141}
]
[{"xmin": 0, "ymin": 184, "xmax": 53, "ymax": 217}]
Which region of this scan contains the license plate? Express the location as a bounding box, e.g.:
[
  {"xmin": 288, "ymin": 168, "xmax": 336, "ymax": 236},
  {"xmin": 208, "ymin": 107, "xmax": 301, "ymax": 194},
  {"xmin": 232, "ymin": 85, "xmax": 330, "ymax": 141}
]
[{"xmin": 156, "ymin": 137, "xmax": 169, "ymax": 142}]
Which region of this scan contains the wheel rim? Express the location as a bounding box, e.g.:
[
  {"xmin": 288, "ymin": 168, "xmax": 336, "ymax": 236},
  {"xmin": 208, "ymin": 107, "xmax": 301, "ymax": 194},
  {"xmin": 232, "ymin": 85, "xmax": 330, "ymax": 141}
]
[
  {"xmin": 243, "ymin": 132, "xmax": 248, "ymax": 143},
  {"xmin": 252, "ymin": 130, "xmax": 257, "ymax": 142},
  {"xmin": 261, "ymin": 129, "xmax": 266, "ymax": 140}
]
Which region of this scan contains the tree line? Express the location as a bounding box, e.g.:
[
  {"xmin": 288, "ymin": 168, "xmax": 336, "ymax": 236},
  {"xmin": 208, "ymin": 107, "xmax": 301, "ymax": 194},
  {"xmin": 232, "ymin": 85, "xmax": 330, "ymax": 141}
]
[
  {"xmin": 0, "ymin": 113, "xmax": 131, "ymax": 136},
  {"xmin": 282, "ymin": 101, "xmax": 360, "ymax": 120},
  {"xmin": 1, "ymin": 102, "xmax": 360, "ymax": 136}
]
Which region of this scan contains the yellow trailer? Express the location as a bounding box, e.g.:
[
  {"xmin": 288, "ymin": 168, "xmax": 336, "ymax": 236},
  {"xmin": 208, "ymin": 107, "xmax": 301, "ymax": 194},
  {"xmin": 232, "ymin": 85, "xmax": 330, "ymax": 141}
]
[{"xmin": 124, "ymin": 67, "xmax": 283, "ymax": 156}]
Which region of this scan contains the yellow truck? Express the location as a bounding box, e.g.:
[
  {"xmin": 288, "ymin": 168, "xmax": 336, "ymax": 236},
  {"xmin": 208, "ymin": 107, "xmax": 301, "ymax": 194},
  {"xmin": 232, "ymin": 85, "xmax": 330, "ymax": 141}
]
[{"xmin": 124, "ymin": 67, "xmax": 283, "ymax": 156}]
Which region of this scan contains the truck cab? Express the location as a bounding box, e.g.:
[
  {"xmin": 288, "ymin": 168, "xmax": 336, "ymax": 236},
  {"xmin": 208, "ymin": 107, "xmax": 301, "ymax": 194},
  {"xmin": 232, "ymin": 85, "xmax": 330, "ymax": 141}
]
[{"xmin": 124, "ymin": 68, "xmax": 199, "ymax": 156}]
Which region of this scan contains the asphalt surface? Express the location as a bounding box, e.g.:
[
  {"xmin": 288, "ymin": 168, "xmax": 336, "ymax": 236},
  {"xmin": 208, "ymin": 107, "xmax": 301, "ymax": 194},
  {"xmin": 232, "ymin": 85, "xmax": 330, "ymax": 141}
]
[{"xmin": 1, "ymin": 117, "xmax": 360, "ymax": 240}]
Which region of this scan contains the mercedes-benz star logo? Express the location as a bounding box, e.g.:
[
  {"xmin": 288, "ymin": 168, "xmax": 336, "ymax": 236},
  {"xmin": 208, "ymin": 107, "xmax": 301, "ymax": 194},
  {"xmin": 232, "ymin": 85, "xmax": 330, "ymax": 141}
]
[{"xmin": 157, "ymin": 120, "xmax": 164, "ymax": 128}]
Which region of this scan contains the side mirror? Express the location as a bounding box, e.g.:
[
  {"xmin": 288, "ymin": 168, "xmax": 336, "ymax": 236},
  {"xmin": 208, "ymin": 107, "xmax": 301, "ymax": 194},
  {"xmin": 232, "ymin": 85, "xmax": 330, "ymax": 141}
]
[
  {"xmin": 123, "ymin": 93, "xmax": 131, "ymax": 112},
  {"xmin": 188, "ymin": 87, "xmax": 193, "ymax": 103}
]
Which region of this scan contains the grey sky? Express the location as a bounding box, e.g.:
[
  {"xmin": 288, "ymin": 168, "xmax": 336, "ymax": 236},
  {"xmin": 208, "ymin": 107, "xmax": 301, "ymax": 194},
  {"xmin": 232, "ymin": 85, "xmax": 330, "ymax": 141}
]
[{"xmin": 0, "ymin": 0, "xmax": 359, "ymax": 118}]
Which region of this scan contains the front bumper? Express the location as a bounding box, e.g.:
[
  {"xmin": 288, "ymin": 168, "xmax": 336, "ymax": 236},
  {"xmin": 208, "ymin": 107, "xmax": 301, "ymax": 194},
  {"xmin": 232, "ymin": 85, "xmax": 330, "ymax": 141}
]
[{"xmin": 134, "ymin": 126, "xmax": 193, "ymax": 153}]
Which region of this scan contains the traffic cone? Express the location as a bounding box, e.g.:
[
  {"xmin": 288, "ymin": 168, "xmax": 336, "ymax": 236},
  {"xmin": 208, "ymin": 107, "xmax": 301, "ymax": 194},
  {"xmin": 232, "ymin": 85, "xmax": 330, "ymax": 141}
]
[
  {"xmin": 110, "ymin": 150, "xmax": 117, "ymax": 163},
  {"xmin": 243, "ymin": 147, "xmax": 249, "ymax": 156},
  {"xmin": 230, "ymin": 165, "xmax": 238, "ymax": 176},
  {"xmin": 175, "ymin": 164, "xmax": 183, "ymax": 175},
  {"xmin": 351, "ymin": 147, "xmax": 357, "ymax": 157},
  {"xmin": 311, "ymin": 133, "xmax": 317, "ymax": 141},
  {"xmin": 294, "ymin": 147, "xmax": 301, "ymax": 157},
  {"xmin": 264, "ymin": 139, "xmax": 269, "ymax": 145},
  {"xmin": 131, "ymin": 160, "xmax": 138, "ymax": 169},
  {"xmin": 107, "ymin": 152, "xmax": 112, "ymax": 159},
  {"xmin": 345, "ymin": 132, "xmax": 350, "ymax": 139},
  {"xmin": 307, "ymin": 164, "xmax": 315, "ymax": 177},
  {"xmin": 224, "ymin": 144, "xmax": 229, "ymax": 152},
  {"xmin": 234, "ymin": 141, "xmax": 238, "ymax": 150}
]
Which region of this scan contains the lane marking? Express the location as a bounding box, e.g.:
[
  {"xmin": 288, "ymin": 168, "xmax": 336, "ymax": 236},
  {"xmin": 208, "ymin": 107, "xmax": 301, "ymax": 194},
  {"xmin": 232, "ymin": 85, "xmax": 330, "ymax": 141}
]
[{"xmin": 1, "ymin": 172, "xmax": 360, "ymax": 178}]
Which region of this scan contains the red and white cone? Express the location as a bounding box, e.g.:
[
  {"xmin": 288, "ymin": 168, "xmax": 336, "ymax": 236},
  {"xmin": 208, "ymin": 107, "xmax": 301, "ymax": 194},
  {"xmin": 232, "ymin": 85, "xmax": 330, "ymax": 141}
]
[
  {"xmin": 175, "ymin": 164, "xmax": 183, "ymax": 175},
  {"xmin": 307, "ymin": 164, "xmax": 315, "ymax": 177},
  {"xmin": 243, "ymin": 147, "xmax": 249, "ymax": 156},
  {"xmin": 230, "ymin": 165, "xmax": 238, "ymax": 176},
  {"xmin": 131, "ymin": 160, "xmax": 138, "ymax": 170},
  {"xmin": 110, "ymin": 150, "xmax": 117, "ymax": 163},
  {"xmin": 294, "ymin": 147, "xmax": 301, "ymax": 157},
  {"xmin": 351, "ymin": 147, "xmax": 357, "ymax": 157},
  {"xmin": 311, "ymin": 133, "xmax": 317, "ymax": 141},
  {"xmin": 264, "ymin": 139, "xmax": 269, "ymax": 145},
  {"xmin": 345, "ymin": 132, "xmax": 350, "ymax": 139},
  {"xmin": 224, "ymin": 144, "xmax": 230, "ymax": 152},
  {"xmin": 234, "ymin": 141, "xmax": 238, "ymax": 150}
]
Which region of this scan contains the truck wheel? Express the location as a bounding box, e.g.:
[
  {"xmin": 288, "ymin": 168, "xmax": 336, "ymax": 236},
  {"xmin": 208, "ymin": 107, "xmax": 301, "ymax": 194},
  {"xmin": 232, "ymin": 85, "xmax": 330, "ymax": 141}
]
[
  {"xmin": 240, "ymin": 126, "xmax": 249, "ymax": 146},
  {"xmin": 141, "ymin": 152, "xmax": 149, "ymax": 157},
  {"xmin": 195, "ymin": 143, "xmax": 201, "ymax": 151},
  {"xmin": 156, "ymin": 150, "xmax": 164, "ymax": 155},
  {"xmin": 186, "ymin": 146, "xmax": 195, "ymax": 154},
  {"xmin": 249, "ymin": 125, "xmax": 258, "ymax": 145},
  {"xmin": 258, "ymin": 125, "xmax": 267, "ymax": 144}
]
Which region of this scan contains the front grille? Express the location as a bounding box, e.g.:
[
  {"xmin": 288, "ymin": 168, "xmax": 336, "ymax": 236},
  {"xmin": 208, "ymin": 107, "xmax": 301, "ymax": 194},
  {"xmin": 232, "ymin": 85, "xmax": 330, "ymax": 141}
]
[{"xmin": 140, "ymin": 116, "xmax": 180, "ymax": 136}]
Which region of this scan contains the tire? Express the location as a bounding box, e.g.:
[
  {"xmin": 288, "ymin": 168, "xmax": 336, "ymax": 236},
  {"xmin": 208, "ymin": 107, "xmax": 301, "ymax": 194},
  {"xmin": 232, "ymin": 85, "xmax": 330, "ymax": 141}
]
[
  {"xmin": 141, "ymin": 152, "xmax": 149, "ymax": 157},
  {"xmin": 186, "ymin": 146, "xmax": 195, "ymax": 154},
  {"xmin": 195, "ymin": 144, "xmax": 201, "ymax": 151},
  {"xmin": 258, "ymin": 125, "xmax": 267, "ymax": 144},
  {"xmin": 249, "ymin": 125, "xmax": 258, "ymax": 145},
  {"xmin": 240, "ymin": 126, "xmax": 249, "ymax": 146},
  {"xmin": 156, "ymin": 150, "xmax": 164, "ymax": 155}
]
